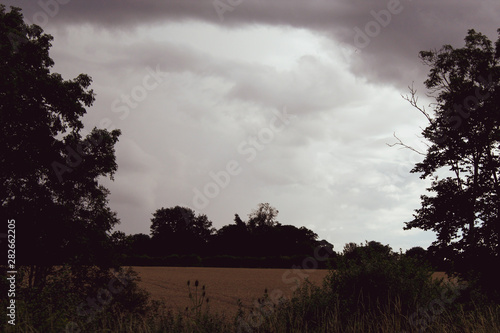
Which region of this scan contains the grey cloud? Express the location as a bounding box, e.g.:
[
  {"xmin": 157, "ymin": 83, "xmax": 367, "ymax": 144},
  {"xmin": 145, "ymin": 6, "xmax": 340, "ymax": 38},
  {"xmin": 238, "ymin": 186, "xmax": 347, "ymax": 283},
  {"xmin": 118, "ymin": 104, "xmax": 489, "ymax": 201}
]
[
  {"xmin": 4, "ymin": 0, "xmax": 498, "ymax": 251},
  {"xmin": 5, "ymin": 0, "xmax": 499, "ymax": 88}
]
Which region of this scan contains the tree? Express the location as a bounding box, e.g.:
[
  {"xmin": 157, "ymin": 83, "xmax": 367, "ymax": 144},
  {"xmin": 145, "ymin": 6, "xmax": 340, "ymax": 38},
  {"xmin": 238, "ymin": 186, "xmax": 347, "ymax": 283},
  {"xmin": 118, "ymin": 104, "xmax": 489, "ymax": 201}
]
[
  {"xmin": 247, "ymin": 202, "xmax": 280, "ymax": 229},
  {"xmin": 128, "ymin": 233, "xmax": 153, "ymax": 256},
  {"xmin": 342, "ymin": 242, "xmax": 359, "ymax": 256},
  {"xmin": 110, "ymin": 231, "xmax": 131, "ymax": 253},
  {"xmin": 212, "ymin": 214, "xmax": 250, "ymax": 257},
  {"xmin": 0, "ymin": 5, "xmax": 121, "ymax": 288},
  {"xmin": 342, "ymin": 241, "xmax": 393, "ymax": 264},
  {"xmin": 233, "ymin": 213, "xmax": 246, "ymax": 228},
  {"xmin": 327, "ymin": 242, "xmax": 442, "ymax": 323},
  {"xmin": 399, "ymin": 29, "xmax": 500, "ymax": 297},
  {"xmin": 273, "ymin": 224, "xmax": 319, "ymax": 256},
  {"xmin": 212, "ymin": 207, "xmax": 322, "ymax": 258},
  {"xmin": 150, "ymin": 206, "xmax": 215, "ymax": 255},
  {"xmin": 405, "ymin": 246, "xmax": 427, "ymax": 261}
]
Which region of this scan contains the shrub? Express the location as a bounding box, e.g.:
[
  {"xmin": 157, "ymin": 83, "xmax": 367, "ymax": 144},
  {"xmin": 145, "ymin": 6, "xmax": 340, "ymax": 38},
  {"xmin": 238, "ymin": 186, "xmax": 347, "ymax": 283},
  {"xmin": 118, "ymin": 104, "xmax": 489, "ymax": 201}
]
[
  {"xmin": 253, "ymin": 243, "xmax": 450, "ymax": 332},
  {"xmin": 0, "ymin": 266, "xmax": 154, "ymax": 332},
  {"xmin": 327, "ymin": 245, "xmax": 444, "ymax": 319}
]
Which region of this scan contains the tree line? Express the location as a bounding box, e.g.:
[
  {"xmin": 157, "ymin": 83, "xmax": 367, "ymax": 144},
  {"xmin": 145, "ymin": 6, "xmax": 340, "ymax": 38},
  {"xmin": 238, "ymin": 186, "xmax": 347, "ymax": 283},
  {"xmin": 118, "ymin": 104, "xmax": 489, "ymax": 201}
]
[
  {"xmin": 108, "ymin": 203, "xmax": 451, "ymax": 271},
  {"xmin": 109, "ymin": 203, "xmax": 337, "ymax": 268}
]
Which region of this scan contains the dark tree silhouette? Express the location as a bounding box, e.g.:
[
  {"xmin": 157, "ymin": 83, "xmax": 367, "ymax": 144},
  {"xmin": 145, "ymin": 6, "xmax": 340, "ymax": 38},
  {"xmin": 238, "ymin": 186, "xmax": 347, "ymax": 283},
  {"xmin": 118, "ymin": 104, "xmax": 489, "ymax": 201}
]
[
  {"xmin": 213, "ymin": 205, "xmax": 320, "ymax": 258},
  {"xmin": 128, "ymin": 233, "xmax": 153, "ymax": 256},
  {"xmin": 270, "ymin": 225, "xmax": 319, "ymax": 256},
  {"xmin": 0, "ymin": 6, "xmax": 121, "ymax": 288},
  {"xmin": 110, "ymin": 231, "xmax": 130, "ymax": 255},
  {"xmin": 150, "ymin": 206, "xmax": 215, "ymax": 255},
  {"xmin": 342, "ymin": 242, "xmax": 359, "ymax": 256},
  {"xmin": 247, "ymin": 202, "xmax": 280, "ymax": 230},
  {"xmin": 399, "ymin": 29, "xmax": 500, "ymax": 298},
  {"xmin": 212, "ymin": 214, "xmax": 250, "ymax": 257},
  {"xmin": 342, "ymin": 241, "xmax": 394, "ymax": 264},
  {"xmin": 405, "ymin": 246, "xmax": 427, "ymax": 261},
  {"xmin": 233, "ymin": 213, "xmax": 246, "ymax": 228}
]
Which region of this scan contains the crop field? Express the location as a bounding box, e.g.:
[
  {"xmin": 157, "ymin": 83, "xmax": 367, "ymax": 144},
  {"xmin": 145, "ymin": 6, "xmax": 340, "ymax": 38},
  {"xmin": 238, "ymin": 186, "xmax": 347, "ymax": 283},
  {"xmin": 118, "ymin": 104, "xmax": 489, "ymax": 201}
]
[
  {"xmin": 131, "ymin": 266, "xmax": 328, "ymax": 317},
  {"xmin": 131, "ymin": 267, "xmax": 452, "ymax": 318}
]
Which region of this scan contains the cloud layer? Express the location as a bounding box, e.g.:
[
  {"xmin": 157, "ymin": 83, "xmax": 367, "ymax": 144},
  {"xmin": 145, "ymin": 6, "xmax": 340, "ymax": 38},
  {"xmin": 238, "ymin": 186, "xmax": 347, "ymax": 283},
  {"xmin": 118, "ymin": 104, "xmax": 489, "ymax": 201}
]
[{"xmin": 4, "ymin": 0, "xmax": 499, "ymax": 251}]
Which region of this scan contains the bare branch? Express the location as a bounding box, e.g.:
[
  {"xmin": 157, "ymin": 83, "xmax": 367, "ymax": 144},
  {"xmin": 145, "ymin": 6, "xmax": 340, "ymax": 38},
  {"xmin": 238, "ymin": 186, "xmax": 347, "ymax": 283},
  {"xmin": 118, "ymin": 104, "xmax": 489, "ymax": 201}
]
[
  {"xmin": 387, "ymin": 132, "xmax": 426, "ymax": 155},
  {"xmin": 401, "ymin": 84, "xmax": 433, "ymax": 123}
]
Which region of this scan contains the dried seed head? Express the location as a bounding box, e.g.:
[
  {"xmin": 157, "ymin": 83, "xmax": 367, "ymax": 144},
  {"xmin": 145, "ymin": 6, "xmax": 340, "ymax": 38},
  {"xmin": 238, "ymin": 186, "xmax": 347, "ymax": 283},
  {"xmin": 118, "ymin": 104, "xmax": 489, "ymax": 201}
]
[
  {"xmin": 187, "ymin": 280, "xmax": 190, "ymax": 286},
  {"xmin": 195, "ymin": 280, "xmax": 199, "ymax": 287}
]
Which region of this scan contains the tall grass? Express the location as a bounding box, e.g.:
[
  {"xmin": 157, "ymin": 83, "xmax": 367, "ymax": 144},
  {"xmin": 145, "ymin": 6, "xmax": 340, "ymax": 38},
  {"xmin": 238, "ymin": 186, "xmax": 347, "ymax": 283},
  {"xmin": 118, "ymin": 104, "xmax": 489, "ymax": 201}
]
[
  {"xmin": 8, "ymin": 288, "xmax": 495, "ymax": 333},
  {"xmin": 2, "ymin": 262, "xmax": 500, "ymax": 332},
  {"xmin": 4, "ymin": 291, "xmax": 499, "ymax": 332}
]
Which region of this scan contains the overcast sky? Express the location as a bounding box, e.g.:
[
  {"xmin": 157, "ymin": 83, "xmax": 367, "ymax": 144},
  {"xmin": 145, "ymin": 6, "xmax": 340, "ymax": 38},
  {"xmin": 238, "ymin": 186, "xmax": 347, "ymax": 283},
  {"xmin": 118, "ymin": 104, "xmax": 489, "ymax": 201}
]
[{"xmin": 5, "ymin": 0, "xmax": 500, "ymax": 252}]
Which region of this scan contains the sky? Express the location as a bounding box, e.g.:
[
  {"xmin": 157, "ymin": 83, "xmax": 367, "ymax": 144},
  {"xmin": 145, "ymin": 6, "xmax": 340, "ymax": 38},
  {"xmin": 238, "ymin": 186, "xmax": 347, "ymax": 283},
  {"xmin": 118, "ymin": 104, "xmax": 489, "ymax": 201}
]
[{"xmin": 4, "ymin": 0, "xmax": 500, "ymax": 252}]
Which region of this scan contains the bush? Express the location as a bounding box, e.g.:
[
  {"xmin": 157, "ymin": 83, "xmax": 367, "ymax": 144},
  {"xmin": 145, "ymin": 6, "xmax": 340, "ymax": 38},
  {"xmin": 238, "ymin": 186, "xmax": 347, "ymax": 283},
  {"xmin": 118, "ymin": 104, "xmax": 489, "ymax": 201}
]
[
  {"xmin": 251, "ymin": 244, "xmax": 451, "ymax": 332},
  {"xmin": 327, "ymin": 246, "xmax": 444, "ymax": 318},
  {"xmin": 0, "ymin": 266, "xmax": 154, "ymax": 332}
]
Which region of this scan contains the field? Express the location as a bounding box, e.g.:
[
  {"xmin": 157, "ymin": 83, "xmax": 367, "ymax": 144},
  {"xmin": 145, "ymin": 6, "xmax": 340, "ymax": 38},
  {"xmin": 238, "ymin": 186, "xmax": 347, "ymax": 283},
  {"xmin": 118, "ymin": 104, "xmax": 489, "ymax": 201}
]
[
  {"xmin": 131, "ymin": 267, "xmax": 451, "ymax": 318},
  {"xmin": 131, "ymin": 266, "xmax": 328, "ymax": 317}
]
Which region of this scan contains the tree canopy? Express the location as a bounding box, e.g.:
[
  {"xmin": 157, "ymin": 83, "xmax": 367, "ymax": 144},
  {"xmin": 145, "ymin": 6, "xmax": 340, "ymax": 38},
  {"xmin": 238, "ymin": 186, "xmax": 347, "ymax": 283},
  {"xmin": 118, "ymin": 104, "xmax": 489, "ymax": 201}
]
[
  {"xmin": 146, "ymin": 203, "xmax": 323, "ymax": 260},
  {"xmin": 150, "ymin": 206, "xmax": 215, "ymax": 256},
  {"xmin": 247, "ymin": 202, "xmax": 280, "ymax": 229},
  {"xmin": 0, "ymin": 5, "xmax": 121, "ymax": 286},
  {"xmin": 402, "ymin": 29, "xmax": 500, "ymax": 298}
]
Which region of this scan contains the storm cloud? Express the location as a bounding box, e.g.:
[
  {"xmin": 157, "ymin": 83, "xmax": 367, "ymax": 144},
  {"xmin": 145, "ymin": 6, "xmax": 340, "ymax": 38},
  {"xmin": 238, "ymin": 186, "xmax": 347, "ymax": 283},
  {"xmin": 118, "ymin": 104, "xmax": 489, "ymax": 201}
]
[{"xmin": 4, "ymin": 0, "xmax": 499, "ymax": 251}]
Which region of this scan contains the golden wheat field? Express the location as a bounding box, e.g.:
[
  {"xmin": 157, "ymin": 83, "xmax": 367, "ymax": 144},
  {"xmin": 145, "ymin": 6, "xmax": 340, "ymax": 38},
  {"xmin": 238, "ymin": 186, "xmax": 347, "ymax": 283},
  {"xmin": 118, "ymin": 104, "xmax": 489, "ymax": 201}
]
[
  {"xmin": 131, "ymin": 267, "xmax": 453, "ymax": 318},
  {"xmin": 131, "ymin": 266, "xmax": 328, "ymax": 317}
]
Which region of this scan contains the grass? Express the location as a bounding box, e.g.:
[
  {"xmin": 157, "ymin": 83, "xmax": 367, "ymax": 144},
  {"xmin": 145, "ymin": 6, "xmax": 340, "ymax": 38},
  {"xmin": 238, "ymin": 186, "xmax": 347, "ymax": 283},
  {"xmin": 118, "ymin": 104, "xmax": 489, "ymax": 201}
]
[
  {"xmin": 13, "ymin": 284, "xmax": 497, "ymax": 333},
  {"xmin": 2, "ymin": 266, "xmax": 500, "ymax": 332}
]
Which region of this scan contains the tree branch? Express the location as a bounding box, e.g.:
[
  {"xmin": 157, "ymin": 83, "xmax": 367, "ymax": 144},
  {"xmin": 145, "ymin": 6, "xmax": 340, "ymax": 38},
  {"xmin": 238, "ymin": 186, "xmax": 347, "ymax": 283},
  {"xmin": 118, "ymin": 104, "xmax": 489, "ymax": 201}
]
[
  {"xmin": 387, "ymin": 132, "xmax": 426, "ymax": 155},
  {"xmin": 401, "ymin": 84, "xmax": 433, "ymax": 124}
]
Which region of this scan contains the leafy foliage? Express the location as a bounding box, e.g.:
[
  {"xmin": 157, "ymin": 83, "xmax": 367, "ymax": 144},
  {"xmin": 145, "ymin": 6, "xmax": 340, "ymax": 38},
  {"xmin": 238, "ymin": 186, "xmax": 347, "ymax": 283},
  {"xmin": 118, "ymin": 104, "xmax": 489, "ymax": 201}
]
[
  {"xmin": 211, "ymin": 203, "xmax": 321, "ymax": 258},
  {"xmin": 150, "ymin": 206, "xmax": 216, "ymax": 256},
  {"xmin": 403, "ymin": 29, "xmax": 500, "ymax": 300},
  {"xmin": 248, "ymin": 241, "xmax": 457, "ymax": 332},
  {"xmin": 248, "ymin": 202, "xmax": 280, "ymax": 229},
  {"xmin": 329, "ymin": 242, "xmax": 443, "ymax": 318},
  {"xmin": 0, "ymin": 5, "xmax": 121, "ymax": 287},
  {"xmin": 0, "ymin": 8, "xmax": 155, "ymax": 333}
]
